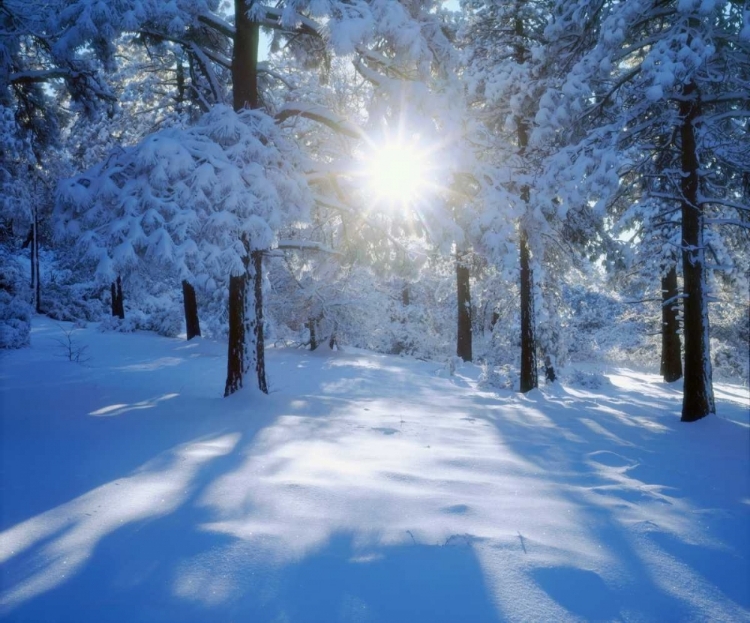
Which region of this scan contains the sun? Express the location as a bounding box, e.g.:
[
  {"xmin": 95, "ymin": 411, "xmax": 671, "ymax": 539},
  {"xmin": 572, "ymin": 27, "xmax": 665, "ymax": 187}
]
[{"xmin": 365, "ymin": 141, "xmax": 431, "ymax": 207}]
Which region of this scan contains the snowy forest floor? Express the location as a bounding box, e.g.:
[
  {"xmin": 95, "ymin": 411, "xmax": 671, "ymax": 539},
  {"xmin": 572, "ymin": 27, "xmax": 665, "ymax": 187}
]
[{"xmin": 1, "ymin": 317, "xmax": 748, "ymax": 623}]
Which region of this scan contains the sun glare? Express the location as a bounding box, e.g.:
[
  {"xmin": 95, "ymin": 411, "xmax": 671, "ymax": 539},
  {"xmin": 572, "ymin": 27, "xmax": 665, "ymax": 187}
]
[{"xmin": 366, "ymin": 141, "xmax": 431, "ymax": 208}]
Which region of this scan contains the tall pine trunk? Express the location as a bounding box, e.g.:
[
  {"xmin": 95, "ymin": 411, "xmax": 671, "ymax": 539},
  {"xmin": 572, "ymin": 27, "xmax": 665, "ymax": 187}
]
[
  {"xmin": 31, "ymin": 211, "xmax": 41, "ymax": 313},
  {"xmin": 225, "ymin": 0, "xmax": 268, "ymax": 395},
  {"xmin": 660, "ymin": 267, "xmax": 682, "ymax": 383},
  {"xmin": 679, "ymin": 81, "xmax": 715, "ymax": 421},
  {"xmin": 519, "ymin": 227, "xmax": 537, "ymax": 392},
  {"xmin": 224, "ymin": 263, "xmax": 248, "ymax": 396},
  {"xmin": 251, "ymin": 250, "xmax": 267, "ymax": 393},
  {"xmin": 515, "ymin": 14, "xmax": 537, "ymax": 393},
  {"xmin": 182, "ymin": 280, "xmax": 201, "ymax": 340},
  {"xmin": 456, "ymin": 248, "xmax": 472, "ymax": 362}
]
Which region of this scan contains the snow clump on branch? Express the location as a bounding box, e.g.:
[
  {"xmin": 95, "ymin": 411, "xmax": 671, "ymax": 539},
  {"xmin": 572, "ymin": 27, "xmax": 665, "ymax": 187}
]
[{"xmin": 55, "ymin": 105, "xmax": 312, "ymax": 289}]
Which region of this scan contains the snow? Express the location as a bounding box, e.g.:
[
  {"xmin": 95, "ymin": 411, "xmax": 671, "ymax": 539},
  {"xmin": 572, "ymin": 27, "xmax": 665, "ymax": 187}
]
[{"xmin": 1, "ymin": 316, "xmax": 749, "ymax": 622}]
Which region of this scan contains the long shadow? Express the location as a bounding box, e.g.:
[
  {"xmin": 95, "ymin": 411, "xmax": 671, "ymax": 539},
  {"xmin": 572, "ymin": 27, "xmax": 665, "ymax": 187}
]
[
  {"xmin": 219, "ymin": 533, "xmax": 501, "ymax": 623},
  {"xmin": 469, "ymin": 378, "xmax": 750, "ymax": 620},
  {"xmin": 1, "ymin": 394, "xmax": 242, "ymax": 529},
  {"xmin": 4, "ymin": 336, "xmax": 748, "ymax": 622},
  {"xmin": 270, "ymin": 533, "xmax": 500, "ymax": 623}
]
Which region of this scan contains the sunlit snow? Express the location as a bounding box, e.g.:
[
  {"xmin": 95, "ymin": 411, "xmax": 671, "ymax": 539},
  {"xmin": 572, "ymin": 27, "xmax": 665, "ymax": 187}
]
[{"xmin": 0, "ymin": 317, "xmax": 748, "ymax": 622}]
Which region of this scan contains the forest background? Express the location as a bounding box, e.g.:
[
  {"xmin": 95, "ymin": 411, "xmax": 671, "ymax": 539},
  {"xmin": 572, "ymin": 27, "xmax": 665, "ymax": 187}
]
[{"xmin": 1, "ymin": 0, "xmax": 748, "ymax": 418}]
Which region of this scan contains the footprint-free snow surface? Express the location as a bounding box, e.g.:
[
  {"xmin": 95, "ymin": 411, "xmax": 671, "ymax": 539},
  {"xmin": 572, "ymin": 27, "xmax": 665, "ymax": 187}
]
[{"xmin": 1, "ymin": 317, "xmax": 749, "ymax": 622}]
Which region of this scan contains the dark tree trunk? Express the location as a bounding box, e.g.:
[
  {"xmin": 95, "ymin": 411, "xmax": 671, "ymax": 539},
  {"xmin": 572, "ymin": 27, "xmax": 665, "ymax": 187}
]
[
  {"xmin": 111, "ymin": 282, "xmax": 118, "ymax": 316},
  {"xmin": 519, "ymin": 228, "xmax": 538, "ymax": 392},
  {"xmin": 490, "ymin": 311, "xmax": 500, "ymax": 331},
  {"xmin": 111, "ymin": 276, "xmax": 125, "ymax": 319},
  {"xmin": 225, "ymin": 0, "xmax": 267, "ymax": 396},
  {"xmin": 28, "ymin": 230, "xmax": 35, "ymax": 294},
  {"xmin": 182, "ymin": 280, "xmax": 201, "ymax": 340},
  {"xmin": 679, "ymin": 81, "xmax": 715, "ymax": 421},
  {"xmin": 30, "ymin": 226, "xmax": 36, "ymax": 300},
  {"xmin": 402, "ymin": 283, "xmax": 410, "ymax": 307},
  {"xmin": 116, "ymin": 276, "xmax": 124, "ymax": 318},
  {"xmin": 456, "ymin": 249, "xmax": 472, "ymax": 362},
  {"xmin": 251, "ymin": 250, "xmax": 267, "ymax": 394},
  {"xmin": 32, "ymin": 213, "xmax": 41, "ymax": 313},
  {"xmin": 544, "ymin": 355, "xmax": 557, "ymax": 383},
  {"xmin": 327, "ymin": 319, "xmax": 338, "ymax": 350},
  {"xmin": 514, "ymin": 15, "xmax": 537, "ymax": 393},
  {"xmin": 224, "ymin": 269, "xmax": 248, "ymax": 397},
  {"xmin": 660, "ymin": 267, "xmax": 682, "ymax": 383},
  {"xmin": 307, "ymin": 317, "xmax": 318, "ymax": 350},
  {"xmin": 24, "ymin": 217, "xmax": 41, "ymax": 313},
  {"xmin": 233, "ymin": 0, "xmax": 259, "ymax": 111}
]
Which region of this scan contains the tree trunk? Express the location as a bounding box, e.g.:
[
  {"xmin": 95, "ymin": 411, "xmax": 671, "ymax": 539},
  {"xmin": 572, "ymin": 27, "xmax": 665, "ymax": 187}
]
[
  {"xmin": 456, "ymin": 248, "xmax": 472, "ymax": 362},
  {"xmin": 29, "ymin": 222, "xmax": 36, "ymax": 306},
  {"xmin": 225, "ymin": 0, "xmax": 267, "ymax": 396},
  {"xmin": 307, "ymin": 317, "xmax": 318, "ymax": 350},
  {"xmin": 251, "ymin": 250, "xmax": 267, "ymax": 394},
  {"xmin": 233, "ymin": 0, "xmax": 259, "ymax": 111},
  {"xmin": 224, "ymin": 270, "xmax": 248, "ymax": 397},
  {"xmin": 32, "ymin": 212, "xmax": 41, "ymax": 313},
  {"xmin": 402, "ymin": 283, "xmax": 410, "ymax": 307},
  {"xmin": 660, "ymin": 267, "xmax": 682, "ymax": 383},
  {"xmin": 544, "ymin": 355, "xmax": 557, "ymax": 383},
  {"xmin": 519, "ymin": 228, "xmax": 537, "ymax": 392},
  {"xmin": 34, "ymin": 210, "xmax": 42, "ymax": 314},
  {"xmin": 328, "ymin": 321, "xmax": 338, "ymax": 350},
  {"xmin": 182, "ymin": 280, "xmax": 201, "ymax": 340},
  {"xmin": 116, "ymin": 276, "xmax": 124, "ymax": 318},
  {"xmin": 514, "ymin": 14, "xmax": 537, "ymax": 393},
  {"xmin": 111, "ymin": 276, "xmax": 125, "ymax": 319},
  {"xmin": 679, "ymin": 81, "xmax": 715, "ymax": 421}
]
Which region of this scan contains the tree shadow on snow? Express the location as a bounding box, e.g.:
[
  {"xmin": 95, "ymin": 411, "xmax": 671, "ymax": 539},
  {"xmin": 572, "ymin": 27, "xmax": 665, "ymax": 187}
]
[
  {"xmin": 238, "ymin": 533, "xmax": 502, "ymax": 623},
  {"xmin": 469, "ymin": 376, "xmax": 750, "ymax": 621}
]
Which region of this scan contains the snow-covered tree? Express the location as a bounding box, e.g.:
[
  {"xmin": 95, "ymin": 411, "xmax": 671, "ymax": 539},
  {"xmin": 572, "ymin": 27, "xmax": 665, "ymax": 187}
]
[
  {"xmin": 460, "ymin": 0, "xmax": 599, "ymax": 387},
  {"xmin": 549, "ymin": 0, "xmax": 750, "ymax": 420},
  {"xmin": 56, "ymin": 102, "xmax": 311, "ymax": 374}
]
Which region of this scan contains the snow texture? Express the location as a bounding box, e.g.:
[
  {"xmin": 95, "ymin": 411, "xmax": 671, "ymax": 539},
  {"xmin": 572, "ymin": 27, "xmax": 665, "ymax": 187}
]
[{"xmin": 1, "ymin": 316, "xmax": 748, "ymax": 622}]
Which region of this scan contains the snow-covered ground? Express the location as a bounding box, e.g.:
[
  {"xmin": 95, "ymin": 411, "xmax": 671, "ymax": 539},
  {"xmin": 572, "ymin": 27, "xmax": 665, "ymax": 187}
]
[{"xmin": 1, "ymin": 317, "xmax": 748, "ymax": 622}]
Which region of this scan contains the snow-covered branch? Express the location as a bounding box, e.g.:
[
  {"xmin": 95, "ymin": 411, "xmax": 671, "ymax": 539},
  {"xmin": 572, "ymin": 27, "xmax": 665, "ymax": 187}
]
[
  {"xmin": 275, "ymin": 103, "xmax": 362, "ymax": 139},
  {"xmin": 275, "ymin": 240, "xmax": 342, "ymax": 255}
]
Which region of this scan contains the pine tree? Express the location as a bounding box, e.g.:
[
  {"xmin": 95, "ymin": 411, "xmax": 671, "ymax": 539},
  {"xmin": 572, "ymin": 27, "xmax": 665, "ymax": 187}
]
[{"xmin": 547, "ymin": 0, "xmax": 749, "ymax": 420}]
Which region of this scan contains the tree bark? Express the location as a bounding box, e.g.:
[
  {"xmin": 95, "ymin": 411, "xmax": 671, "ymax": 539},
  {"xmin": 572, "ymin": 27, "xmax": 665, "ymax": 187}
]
[
  {"xmin": 32, "ymin": 212, "xmax": 41, "ymax": 313},
  {"xmin": 514, "ymin": 14, "xmax": 537, "ymax": 393},
  {"xmin": 225, "ymin": 0, "xmax": 268, "ymax": 396},
  {"xmin": 307, "ymin": 316, "xmax": 318, "ymax": 350},
  {"xmin": 34, "ymin": 210, "xmax": 42, "ymax": 314},
  {"xmin": 251, "ymin": 250, "xmax": 267, "ymax": 393},
  {"xmin": 116, "ymin": 276, "xmax": 124, "ymax": 318},
  {"xmin": 544, "ymin": 355, "xmax": 557, "ymax": 383},
  {"xmin": 456, "ymin": 248, "xmax": 473, "ymax": 362},
  {"xmin": 182, "ymin": 280, "xmax": 201, "ymax": 340},
  {"xmin": 224, "ymin": 269, "xmax": 248, "ymax": 397},
  {"xmin": 660, "ymin": 267, "xmax": 682, "ymax": 383},
  {"xmin": 679, "ymin": 81, "xmax": 715, "ymax": 421},
  {"xmin": 233, "ymin": 0, "xmax": 260, "ymax": 111},
  {"xmin": 111, "ymin": 276, "xmax": 125, "ymax": 319},
  {"xmin": 519, "ymin": 227, "xmax": 538, "ymax": 392},
  {"xmin": 24, "ymin": 217, "xmax": 41, "ymax": 313}
]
